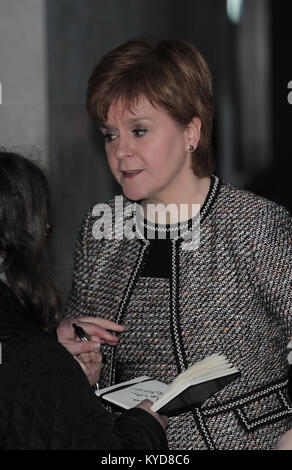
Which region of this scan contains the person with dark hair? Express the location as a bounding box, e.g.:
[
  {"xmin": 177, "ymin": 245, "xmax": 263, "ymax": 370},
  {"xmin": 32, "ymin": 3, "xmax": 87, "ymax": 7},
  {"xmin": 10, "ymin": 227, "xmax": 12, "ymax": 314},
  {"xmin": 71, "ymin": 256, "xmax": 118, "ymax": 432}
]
[
  {"xmin": 64, "ymin": 38, "xmax": 292, "ymax": 450},
  {"xmin": 0, "ymin": 150, "xmax": 61, "ymax": 333},
  {"xmin": 0, "ymin": 150, "xmax": 168, "ymax": 450}
]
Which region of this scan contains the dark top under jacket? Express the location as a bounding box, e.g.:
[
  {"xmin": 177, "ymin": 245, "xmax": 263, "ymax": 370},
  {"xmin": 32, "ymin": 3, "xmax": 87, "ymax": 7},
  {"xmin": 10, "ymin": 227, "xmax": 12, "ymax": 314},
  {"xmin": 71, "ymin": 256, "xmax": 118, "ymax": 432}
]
[{"xmin": 0, "ymin": 280, "xmax": 168, "ymax": 450}]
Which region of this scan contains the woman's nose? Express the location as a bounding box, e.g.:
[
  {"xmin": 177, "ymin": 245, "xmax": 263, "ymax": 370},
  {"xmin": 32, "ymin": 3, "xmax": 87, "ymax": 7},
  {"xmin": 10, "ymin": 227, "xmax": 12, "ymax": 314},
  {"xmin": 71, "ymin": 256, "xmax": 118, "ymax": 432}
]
[{"xmin": 114, "ymin": 135, "xmax": 133, "ymax": 160}]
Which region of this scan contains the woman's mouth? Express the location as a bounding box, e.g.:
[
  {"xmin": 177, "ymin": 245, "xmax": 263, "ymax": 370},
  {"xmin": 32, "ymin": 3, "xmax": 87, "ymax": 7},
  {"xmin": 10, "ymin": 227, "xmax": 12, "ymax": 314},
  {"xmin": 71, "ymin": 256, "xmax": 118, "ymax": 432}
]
[{"xmin": 121, "ymin": 170, "xmax": 143, "ymax": 178}]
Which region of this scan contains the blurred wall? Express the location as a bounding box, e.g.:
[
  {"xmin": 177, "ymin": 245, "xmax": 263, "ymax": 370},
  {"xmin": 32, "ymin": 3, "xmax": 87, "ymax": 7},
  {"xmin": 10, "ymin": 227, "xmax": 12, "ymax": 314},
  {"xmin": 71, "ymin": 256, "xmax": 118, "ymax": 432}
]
[
  {"xmin": 247, "ymin": 0, "xmax": 292, "ymax": 213},
  {"xmin": 0, "ymin": 0, "xmax": 48, "ymax": 161}
]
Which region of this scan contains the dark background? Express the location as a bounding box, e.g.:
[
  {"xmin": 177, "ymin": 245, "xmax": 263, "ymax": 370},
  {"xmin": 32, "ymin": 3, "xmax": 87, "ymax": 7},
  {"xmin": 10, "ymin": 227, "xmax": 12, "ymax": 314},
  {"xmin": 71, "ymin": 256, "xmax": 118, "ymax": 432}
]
[
  {"xmin": 248, "ymin": 1, "xmax": 292, "ymax": 210},
  {"xmin": 44, "ymin": 0, "xmax": 292, "ymax": 299}
]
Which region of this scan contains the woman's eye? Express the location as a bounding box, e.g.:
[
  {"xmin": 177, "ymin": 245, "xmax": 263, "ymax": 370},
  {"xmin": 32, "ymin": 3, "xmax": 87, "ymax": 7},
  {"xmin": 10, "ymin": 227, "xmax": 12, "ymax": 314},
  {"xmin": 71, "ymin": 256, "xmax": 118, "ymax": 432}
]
[
  {"xmin": 104, "ymin": 133, "xmax": 117, "ymax": 142},
  {"xmin": 133, "ymin": 129, "xmax": 147, "ymax": 137}
]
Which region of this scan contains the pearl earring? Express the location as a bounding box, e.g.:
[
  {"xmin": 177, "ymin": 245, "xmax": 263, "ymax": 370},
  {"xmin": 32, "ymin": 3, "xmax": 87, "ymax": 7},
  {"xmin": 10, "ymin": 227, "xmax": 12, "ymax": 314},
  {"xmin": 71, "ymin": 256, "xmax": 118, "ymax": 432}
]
[{"xmin": 187, "ymin": 144, "xmax": 195, "ymax": 152}]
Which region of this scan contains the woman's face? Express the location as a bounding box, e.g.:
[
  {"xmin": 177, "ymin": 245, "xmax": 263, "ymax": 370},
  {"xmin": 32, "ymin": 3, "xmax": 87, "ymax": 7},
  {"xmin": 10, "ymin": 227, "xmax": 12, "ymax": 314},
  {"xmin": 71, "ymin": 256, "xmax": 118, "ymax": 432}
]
[{"xmin": 101, "ymin": 97, "xmax": 200, "ymax": 205}]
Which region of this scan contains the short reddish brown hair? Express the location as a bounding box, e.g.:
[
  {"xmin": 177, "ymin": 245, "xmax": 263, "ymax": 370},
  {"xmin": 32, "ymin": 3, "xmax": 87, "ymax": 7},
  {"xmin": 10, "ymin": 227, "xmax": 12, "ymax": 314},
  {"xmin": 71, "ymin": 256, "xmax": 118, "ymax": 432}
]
[{"xmin": 87, "ymin": 38, "xmax": 215, "ymax": 177}]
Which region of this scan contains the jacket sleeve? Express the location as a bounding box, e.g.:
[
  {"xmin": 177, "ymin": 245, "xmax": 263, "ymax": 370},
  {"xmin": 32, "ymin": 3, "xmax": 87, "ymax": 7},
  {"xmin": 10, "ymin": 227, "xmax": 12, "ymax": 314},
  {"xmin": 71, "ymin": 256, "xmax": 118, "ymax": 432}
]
[
  {"xmin": 248, "ymin": 201, "xmax": 292, "ymax": 337},
  {"xmin": 107, "ymin": 408, "xmax": 168, "ymax": 450},
  {"xmin": 65, "ymin": 208, "xmax": 95, "ymax": 318},
  {"xmin": 1, "ymin": 334, "xmax": 168, "ymax": 450}
]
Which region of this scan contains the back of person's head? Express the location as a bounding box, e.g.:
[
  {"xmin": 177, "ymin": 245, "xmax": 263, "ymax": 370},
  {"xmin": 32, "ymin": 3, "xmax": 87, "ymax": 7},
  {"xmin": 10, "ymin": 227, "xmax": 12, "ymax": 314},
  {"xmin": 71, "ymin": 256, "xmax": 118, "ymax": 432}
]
[
  {"xmin": 87, "ymin": 38, "xmax": 214, "ymax": 178},
  {"xmin": 0, "ymin": 149, "xmax": 61, "ymax": 332}
]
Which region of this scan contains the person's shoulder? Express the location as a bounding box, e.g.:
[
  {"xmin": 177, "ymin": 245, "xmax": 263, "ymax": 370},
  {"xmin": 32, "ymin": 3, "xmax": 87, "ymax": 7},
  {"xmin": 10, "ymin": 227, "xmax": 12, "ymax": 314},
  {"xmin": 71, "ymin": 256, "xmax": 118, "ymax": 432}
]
[
  {"xmin": 79, "ymin": 195, "xmax": 136, "ymax": 240},
  {"xmin": 5, "ymin": 328, "xmax": 58, "ymax": 361},
  {"xmin": 218, "ymin": 178, "xmax": 291, "ymax": 223},
  {"xmin": 5, "ymin": 328, "xmax": 89, "ymax": 385},
  {"xmin": 81, "ymin": 195, "xmax": 132, "ymax": 224}
]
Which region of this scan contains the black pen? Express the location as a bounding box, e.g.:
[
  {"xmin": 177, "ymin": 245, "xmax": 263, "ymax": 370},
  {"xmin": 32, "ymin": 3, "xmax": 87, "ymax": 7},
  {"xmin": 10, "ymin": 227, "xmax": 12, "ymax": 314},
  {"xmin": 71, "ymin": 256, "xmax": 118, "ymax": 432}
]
[
  {"xmin": 73, "ymin": 323, "xmax": 90, "ymax": 341},
  {"xmin": 72, "ymin": 322, "xmax": 107, "ymax": 366}
]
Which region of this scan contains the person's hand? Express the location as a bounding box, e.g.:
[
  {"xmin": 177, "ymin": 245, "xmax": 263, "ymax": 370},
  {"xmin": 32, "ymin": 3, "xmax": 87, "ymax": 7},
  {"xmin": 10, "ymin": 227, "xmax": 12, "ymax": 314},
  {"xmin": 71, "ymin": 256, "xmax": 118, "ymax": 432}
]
[
  {"xmin": 56, "ymin": 316, "xmax": 126, "ymax": 355},
  {"xmin": 75, "ymin": 349, "xmax": 103, "ymax": 386},
  {"xmin": 274, "ymin": 429, "xmax": 292, "ymax": 450},
  {"xmin": 136, "ymin": 400, "xmax": 169, "ymax": 431},
  {"xmin": 56, "ymin": 317, "xmax": 125, "ymax": 383}
]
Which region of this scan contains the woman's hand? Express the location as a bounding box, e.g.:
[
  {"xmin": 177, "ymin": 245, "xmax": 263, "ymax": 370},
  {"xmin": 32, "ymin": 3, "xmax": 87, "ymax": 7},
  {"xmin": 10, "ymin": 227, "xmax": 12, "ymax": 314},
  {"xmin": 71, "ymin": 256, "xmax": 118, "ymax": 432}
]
[
  {"xmin": 74, "ymin": 350, "xmax": 103, "ymax": 386},
  {"xmin": 57, "ymin": 316, "xmax": 125, "ymax": 354},
  {"xmin": 136, "ymin": 400, "xmax": 169, "ymax": 431},
  {"xmin": 56, "ymin": 316, "xmax": 125, "ymax": 384}
]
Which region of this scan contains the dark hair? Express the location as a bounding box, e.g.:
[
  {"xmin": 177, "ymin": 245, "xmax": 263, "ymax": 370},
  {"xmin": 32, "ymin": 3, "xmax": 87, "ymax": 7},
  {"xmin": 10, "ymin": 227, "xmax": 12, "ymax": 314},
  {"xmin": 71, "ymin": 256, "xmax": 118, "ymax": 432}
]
[
  {"xmin": 87, "ymin": 38, "xmax": 215, "ymax": 177},
  {"xmin": 0, "ymin": 150, "xmax": 62, "ymax": 332}
]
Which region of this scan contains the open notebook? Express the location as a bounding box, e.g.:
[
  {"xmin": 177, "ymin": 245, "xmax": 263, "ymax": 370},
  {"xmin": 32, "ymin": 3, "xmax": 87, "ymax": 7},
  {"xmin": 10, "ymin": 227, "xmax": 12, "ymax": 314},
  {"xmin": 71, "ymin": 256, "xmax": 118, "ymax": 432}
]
[{"xmin": 96, "ymin": 353, "xmax": 240, "ymax": 417}]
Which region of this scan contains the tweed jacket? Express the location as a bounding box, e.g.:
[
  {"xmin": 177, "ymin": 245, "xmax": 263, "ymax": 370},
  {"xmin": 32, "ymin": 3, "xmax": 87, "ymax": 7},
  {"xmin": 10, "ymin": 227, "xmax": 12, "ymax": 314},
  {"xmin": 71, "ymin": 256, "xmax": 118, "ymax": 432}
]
[{"xmin": 65, "ymin": 176, "xmax": 292, "ymax": 450}]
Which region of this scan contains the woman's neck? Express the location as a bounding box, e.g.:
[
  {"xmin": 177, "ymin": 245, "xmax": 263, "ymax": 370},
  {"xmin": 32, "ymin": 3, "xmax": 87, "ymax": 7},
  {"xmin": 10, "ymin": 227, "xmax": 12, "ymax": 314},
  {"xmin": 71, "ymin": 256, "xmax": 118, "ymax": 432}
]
[{"xmin": 141, "ymin": 175, "xmax": 211, "ymax": 224}]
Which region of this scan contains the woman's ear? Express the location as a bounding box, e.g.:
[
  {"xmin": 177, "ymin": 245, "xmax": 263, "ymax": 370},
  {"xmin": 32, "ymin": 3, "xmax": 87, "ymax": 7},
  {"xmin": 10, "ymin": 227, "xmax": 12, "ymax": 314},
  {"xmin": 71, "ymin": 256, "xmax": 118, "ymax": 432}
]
[{"xmin": 185, "ymin": 117, "xmax": 201, "ymax": 151}]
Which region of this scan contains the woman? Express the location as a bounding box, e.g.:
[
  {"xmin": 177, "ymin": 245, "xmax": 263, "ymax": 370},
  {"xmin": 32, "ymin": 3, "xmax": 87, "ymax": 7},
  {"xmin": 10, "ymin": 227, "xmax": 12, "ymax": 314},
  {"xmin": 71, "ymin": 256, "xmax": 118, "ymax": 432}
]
[
  {"xmin": 65, "ymin": 39, "xmax": 292, "ymax": 450},
  {"xmin": 0, "ymin": 150, "xmax": 168, "ymax": 450}
]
